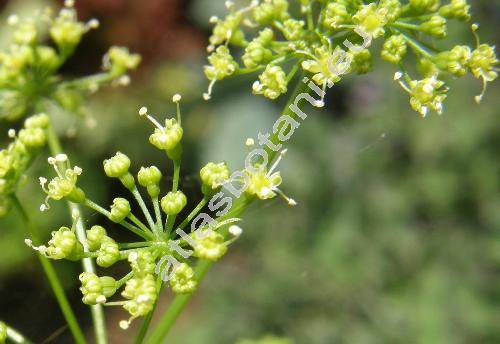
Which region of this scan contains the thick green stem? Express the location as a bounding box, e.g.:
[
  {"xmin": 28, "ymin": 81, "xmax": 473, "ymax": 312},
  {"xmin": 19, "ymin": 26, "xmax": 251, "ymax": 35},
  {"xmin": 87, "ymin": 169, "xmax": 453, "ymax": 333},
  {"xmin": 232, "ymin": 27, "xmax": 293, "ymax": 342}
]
[
  {"xmin": 2, "ymin": 322, "xmax": 32, "ymax": 344},
  {"xmin": 46, "ymin": 123, "xmax": 108, "ymax": 344},
  {"xmin": 145, "ymin": 260, "xmax": 212, "ymax": 344},
  {"xmin": 11, "ymin": 196, "xmax": 86, "ymax": 344}
]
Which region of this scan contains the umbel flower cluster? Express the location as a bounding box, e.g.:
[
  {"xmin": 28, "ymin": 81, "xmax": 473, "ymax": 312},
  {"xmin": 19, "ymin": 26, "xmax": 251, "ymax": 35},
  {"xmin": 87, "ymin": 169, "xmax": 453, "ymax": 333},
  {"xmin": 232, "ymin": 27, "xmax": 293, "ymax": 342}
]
[
  {"xmin": 0, "ymin": 114, "xmax": 49, "ymax": 216},
  {"xmin": 204, "ymin": 0, "xmax": 498, "ymax": 116},
  {"xmin": 0, "ymin": 0, "xmax": 140, "ymax": 122},
  {"xmin": 28, "ymin": 95, "xmax": 293, "ymax": 330}
]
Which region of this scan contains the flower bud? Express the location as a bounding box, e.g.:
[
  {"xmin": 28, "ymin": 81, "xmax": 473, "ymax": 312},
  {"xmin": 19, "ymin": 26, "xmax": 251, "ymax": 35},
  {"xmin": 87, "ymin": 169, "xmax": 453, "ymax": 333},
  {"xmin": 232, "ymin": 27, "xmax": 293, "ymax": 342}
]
[
  {"xmin": 86, "ymin": 225, "xmax": 107, "ymax": 251},
  {"xmin": 50, "ymin": 11, "xmax": 85, "ymax": 50},
  {"xmin": 149, "ymin": 119, "xmax": 183, "ymax": 154},
  {"xmin": 46, "ymin": 227, "xmax": 84, "ymax": 261},
  {"xmin": 13, "ymin": 21, "xmax": 38, "ymax": 45},
  {"xmin": 252, "ymin": 65, "xmax": 288, "ymax": 99},
  {"xmin": 161, "ymin": 191, "xmax": 187, "ymax": 215},
  {"xmin": 110, "ymin": 198, "xmax": 131, "ymax": 223},
  {"xmin": 434, "ymin": 45, "xmax": 471, "ymax": 76},
  {"xmin": 323, "ymin": 2, "xmax": 348, "ymax": 28},
  {"xmin": 122, "ymin": 274, "xmax": 157, "ymax": 318},
  {"xmin": 283, "ymin": 19, "xmax": 305, "ymax": 41},
  {"xmin": 204, "ymin": 46, "xmax": 238, "ymax": 81},
  {"xmin": 381, "ymin": 35, "xmax": 407, "ymax": 64},
  {"xmin": 104, "ymin": 46, "xmax": 141, "ymax": 76},
  {"xmin": 193, "ymin": 231, "xmax": 227, "ymax": 261},
  {"xmin": 351, "ymin": 49, "xmax": 372, "ymax": 74},
  {"xmin": 252, "ymin": 0, "xmax": 290, "ymax": 25},
  {"xmin": 170, "ymin": 263, "xmax": 197, "ymax": 294},
  {"xmin": 469, "ymin": 44, "xmax": 498, "ymax": 82},
  {"xmin": 242, "ymin": 29, "xmax": 274, "ymax": 69},
  {"xmin": 439, "ymin": 0, "xmax": 470, "ymax": 21},
  {"xmin": 420, "ymin": 15, "xmax": 447, "ymax": 39},
  {"xmin": 18, "ymin": 128, "xmax": 46, "ymax": 149},
  {"xmin": 200, "ymin": 162, "xmax": 230, "ymax": 195},
  {"xmin": 129, "ymin": 250, "xmax": 156, "ymax": 276},
  {"xmin": 24, "ymin": 113, "xmax": 50, "ymax": 129},
  {"xmin": 103, "ymin": 152, "xmax": 131, "ymax": 178},
  {"xmin": 409, "ymin": 0, "xmax": 440, "ymax": 12},
  {"xmin": 352, "ymin": 3, "xmax": 388, "ymax": 39},
  {"xmin": 137, "ymin": 166, "xmax": 162, "ymax": 197},
  {"xmin": 79, "ymin": 272, "xmax": 117, "ymax": 305},
  {"xmin": 35, "ymin": 46, "xmax": 59, "ymax": 71},
  {"xmin": 96, "ymin": 237, "xmax": 120, "ymax": 268}
]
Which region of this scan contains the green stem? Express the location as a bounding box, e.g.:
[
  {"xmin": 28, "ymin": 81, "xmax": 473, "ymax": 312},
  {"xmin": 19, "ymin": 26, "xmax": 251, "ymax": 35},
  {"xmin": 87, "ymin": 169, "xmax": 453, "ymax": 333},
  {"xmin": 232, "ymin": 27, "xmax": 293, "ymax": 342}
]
[
  {"xmin": 145, "ymin": 260, "xmax": 212, "ymax": 344},
  {"xmin": 391, "ymin": 21, "xmax": 421, "ymax": 31},
  {"xmin": 46, "ymin": 123, "xmax": 108, "ymax": 344},
  {"xmin": 83, "ymin": 199, "xmax": 153, "ymax": 240},
  {"xmin": 11, "ymin": 196, "xmax": 86, "ymax": 344},
  {"xmin": 176, "ymin": 197, "xmax": 209, "ymax": 233},
  {"xmin": 131, "ymin": 187, "xmax": 158, "ymax": 236},
  {"xmin": 147, "ymin": 70, "xmax": 309, "ymax": 342},
  {"xmin": 2, "ymin": 322, "xmax": 32, "ymax": 344},
  {"xmin": 152, "ymin": 196, "xmax": 163, "ymax": 233}
]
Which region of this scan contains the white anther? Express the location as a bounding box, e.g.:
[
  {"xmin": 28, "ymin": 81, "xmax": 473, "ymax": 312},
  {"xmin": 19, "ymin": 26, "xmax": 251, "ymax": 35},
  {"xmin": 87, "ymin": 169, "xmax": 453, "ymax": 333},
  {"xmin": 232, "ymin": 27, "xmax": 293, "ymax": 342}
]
[
  {"xmin": 139, "ymin": 106, "xmax": 148, "ymax": 116},
  {"xmin": 225, "ymin": 1, "xmax": 234, "ymax": 10},
  {"xmin": 39, "ymin": 177, "xmax": 47, "ymax": 186},
  {"xmin": 24, "ymin": 239, "xmax": 33, "ymax": 247},
  {"xmin": 119, "ymin": 320, "xmax": 130, "ymax": 330},
  {"xmin": 40, "ymin": 204, "xmax": 48, "ymax": 212},
  {"xmin": 245, "ymin": 138, "xmax": 255, "ymax": 147},
  {"xmin": 228, "ymin": 225, "xmax": 243, "ymax": 237},
  {"xmin": 74, "ymin": 166, "xmax": 83, "ymax": 175},
  {"xmin": 287, "ymin": 198, "xmax": 298, "ymax": 206},
  {"xmin": 394, "ymin": 71, "xmax": 403, "ymax": 80},
  {"xmin": 55, "ymin": 154, "xmax": 68, "ymax": 162},
  {"xmin": 209, "ymin": 16, "xmax": 219, "ymax": 24},
  {"xmin": 8, "ymin": 129, "xmax": 16, "ymax": 138},
  {"xmin": 48, "ymin": 157, "xmax": 57, "ymax": 165},
  {"xmin": 172, "ymin": 94, "xmax": 182, "ymax": 103},
  {"xmin": 87, "ymin": 18, "xmax": 99, "ymax": 29},
  {"xmin": 64, "ymin": 0, "xmax": 75, "ymax": 8}
]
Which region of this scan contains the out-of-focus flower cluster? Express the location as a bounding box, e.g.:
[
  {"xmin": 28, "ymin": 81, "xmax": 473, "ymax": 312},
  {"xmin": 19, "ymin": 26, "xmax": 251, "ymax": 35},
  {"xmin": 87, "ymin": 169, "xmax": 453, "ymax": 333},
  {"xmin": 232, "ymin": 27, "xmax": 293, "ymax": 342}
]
[
  {"xmin": 0, "ymin": 0, "xmax": 140, "ymax": 122},
  {"xmin": 0, "ymin": 113, "xmax": 49, "ymax": 216},
  {"xmin": 27, "ymin": 95, "xmax": 293, "ymax": 330},
  {"xmin": 203, "ymin": 0, "xmax": 497, "ymax": 116}
]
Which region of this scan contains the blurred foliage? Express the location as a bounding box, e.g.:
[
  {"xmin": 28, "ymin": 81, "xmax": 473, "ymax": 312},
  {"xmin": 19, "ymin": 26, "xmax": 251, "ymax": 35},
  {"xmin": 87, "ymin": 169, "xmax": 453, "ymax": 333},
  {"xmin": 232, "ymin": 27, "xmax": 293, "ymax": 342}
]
[{"xmin": 0, "ymin": 0, "xmax": 499, "ymax": 343}]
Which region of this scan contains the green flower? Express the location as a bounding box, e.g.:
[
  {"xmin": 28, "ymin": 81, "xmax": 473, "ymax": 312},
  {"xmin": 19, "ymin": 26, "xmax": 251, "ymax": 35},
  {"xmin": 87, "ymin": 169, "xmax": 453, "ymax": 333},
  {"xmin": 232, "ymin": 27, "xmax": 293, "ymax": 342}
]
[
  {"xmin": 282, "ymin": 19, "xmax": 305, "ymax": 41},
  {"xmin": 302, "ymin": 46, "xmax": 351, "ymax": 86},
  {"xmin": 352, "ymin": 3, "xmax": 388, "ymax": 39},
  {"xmin": 323, "ymin": 2, "xmax": 349, "ymax": 29},
  {"xmin": 41, "ymin": 226, "xmax": 84, "ymax": 261},
  {"xmin": 121, "ymin": 274, "xmax": 157, "ymax": 328},
  {"xmin": 104, "ymin": 46, "xmax": 141, "ymax": 76},
  {"xmin": 246, "ymin": 170, "xmax": 282, "ymax": 200},
  {"xmin": 242, "ymin": 29, "xmax": 274, "ymax": 69},
  {"xmin": 129, "ymin": 250, "xmax": 156, "ymax": 277},
  {"xmin": 86, "ymin": 225, "xmax": 107, "ymax": 251},
  {"xmin": 18, "ymin": 128, "xmax": 46, "ymax": 149},
  {"xmin": 439, "ymin": 0, "xmax": 471, "ymax": 21},
  {"xmin": 170, "ymin": 263, "xmax": 197, "ymax": 294},
  {"xmin": 209, "ymin": 13, "xmax": 245, "ymax": 47},
  {"xmin": 96, "ymin": 237, "xmax": 120, "ymax": 268},
  {"xmin": 79, "ymin": 272, "xmax": 117, "ymax": 305},
  {"xmin": 420, "ymin": 15, "xmax": 447, "ymax": 38},
  {"xmin": 252, "ymin": 65, "xmax": 288, "ymax": 99},
  {"xmin": 252, "ymin": 0, "xmax": 290, "ymax": 25},
  {"xmin": 381, "ymin": 35, "xmax": 407, "ymax": 64},
  {"xmin": 193, "ymin": 231, "xmax": 227, "ymax": 261},
  {"xmin": 161, "ymin": 191, "xmax": 187, "ymax": 216},
  {"xmin": 110, "ymin": 198, "xmax": 131, "ymax": 223},
  {"xmin": 204, "ymin": 46, "xmax": 238, "ymax": 81},
  {"xmin": 103, "ymin": 152, "xmax": 131, "ymax": 178},
  {"xmin": 351, "ymin": 49, "xmax": 373, "ymax": 74},
  {"xmin": 469, "ymin": 44, "xmax": 498, "ymax": 83},
  {"xmin": 434, "ymin": 45, "xmax": 471, "ymax": 76},
  {"xmin": 41, "ymin": 159, "xmax": 86, "ymax": 209},
  {"xmin": 409, "ymin": 0, "xmax": 440, "ymax": 12},
  {"xmin": 200, "ymin": 162, "xmax": 230, "ymax": 195},
  {"xmin": 397, "ymin": 74, "xmax": 448, "ymax": 116},
  {"xmin": 149, "ymin": 118, "xmax": 183, "ymax": 154},
  {"xmin": 137, "ymin": 166, "xmax": 162, "ymax": 197}
]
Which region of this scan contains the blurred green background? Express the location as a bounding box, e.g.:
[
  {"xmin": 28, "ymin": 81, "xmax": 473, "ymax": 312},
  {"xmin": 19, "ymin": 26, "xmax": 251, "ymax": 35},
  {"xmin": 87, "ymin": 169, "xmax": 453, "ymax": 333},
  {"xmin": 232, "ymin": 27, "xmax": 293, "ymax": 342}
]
[{"xmin": 0, "ymin": 0, "xmax": 499, "ymax": 343}]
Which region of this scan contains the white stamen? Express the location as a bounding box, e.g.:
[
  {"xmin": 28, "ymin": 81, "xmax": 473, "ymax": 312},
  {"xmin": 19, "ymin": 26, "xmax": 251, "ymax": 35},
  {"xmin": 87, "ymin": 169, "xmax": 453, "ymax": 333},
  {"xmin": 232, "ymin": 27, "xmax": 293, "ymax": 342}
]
[
  {"xmin": 139, "ymin": 106, "xmax": 148, "ymax": 116},
  {"xmin": 87, "ymin": 18, "xmax": 99, "ymax": 29},
  {"xmin": 209, "ymin": 16, "xmax": 219, "ymax": 24},
  {"xmin": 48, "ymin": 157, "xmax": 57, "ymax": 165},
  {"xmin": 8, "ymin": 129, "xmax": 16, "ymax": 138},
  {"xmin": 245, "ymin": 138, "xmax": 255, "ymax": 147},
  {"xmin": 394, "ymin": 71, "xmax": 403, "ymax": 80},
  {"xmin": 119, "ymin": 320, "xmax": 130, "ymax": 330},
  {"xmin": 267, "ymin": 149, "xmax": 287, "ymax": 176},
  {"xmin": 74, "ymin": 166, "xmax": 83, "ymax": 175}
]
